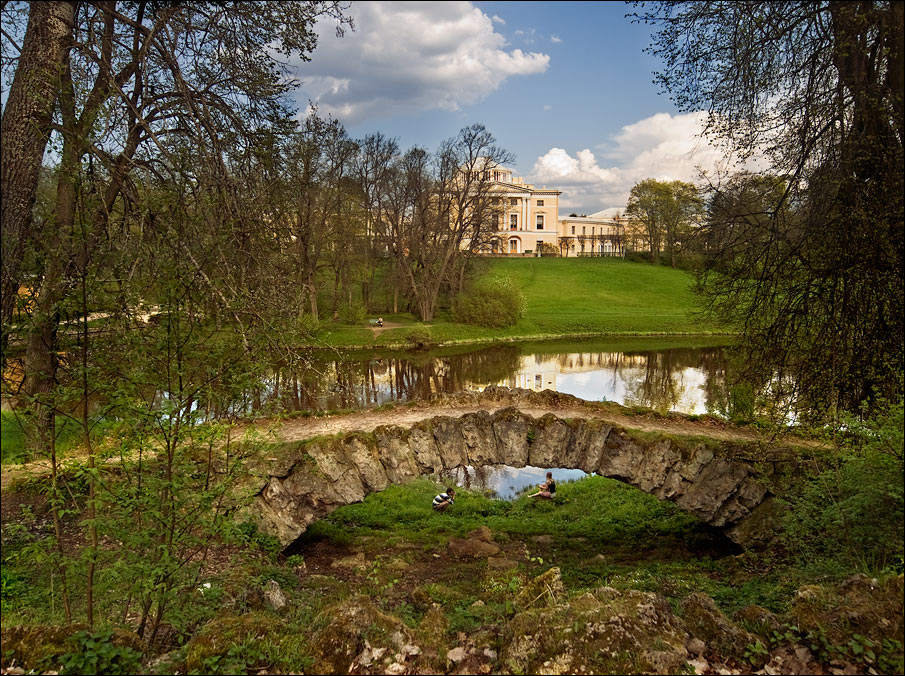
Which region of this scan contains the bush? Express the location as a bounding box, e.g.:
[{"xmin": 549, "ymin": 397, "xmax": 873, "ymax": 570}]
[
  {"xmin": 451, "ymin": 276, "xmax": 526, "ymax": 328},
  {"xmin": 782, "ymin": 400, "xmax": 904, "ymax": 572},
  {"xmin": 404, "ymin": 324, "xmax": 433, "ymax": 348},
  {"xmin": 338, "ymin": 302, "xmax": 366, "ymax": 325},
  {"xmin": 57, "ymin": 629, "xmax": 143, "ymax": 676}
]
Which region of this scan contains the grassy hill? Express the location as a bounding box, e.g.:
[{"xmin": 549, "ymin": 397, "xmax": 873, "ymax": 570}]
[
  {"xmin": 316, "ymin": 258, "xmax": 731, "ymax": 347},
  {"xmin": 480, "ymin": 257, "xmax": 725, "ymax": 335}
]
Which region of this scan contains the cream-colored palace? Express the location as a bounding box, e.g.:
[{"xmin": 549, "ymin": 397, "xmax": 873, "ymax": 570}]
[{"xmin": 475, "ymin": 166, "xmax": 627, "ymax": 257}]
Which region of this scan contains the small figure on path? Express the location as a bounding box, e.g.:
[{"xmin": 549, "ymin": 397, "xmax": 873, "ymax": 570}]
[
  {"xmin": 432, "ymin": 487, "xmax": 456, "ymax": 512},
  {"xmin": 377, "ymin": 316, "xmax": 384, "ymax": 327},
  {"xmin": 529, "ymin": 472, "xmax": 556, "ymax": 500}
]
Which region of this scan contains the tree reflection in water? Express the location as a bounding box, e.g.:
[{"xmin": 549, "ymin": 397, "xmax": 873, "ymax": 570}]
[{"xmin": 225, "ymin": 341, "xmax": 729, "ymax": 417}]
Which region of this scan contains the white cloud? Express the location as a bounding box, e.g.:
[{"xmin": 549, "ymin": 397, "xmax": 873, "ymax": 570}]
[
  {"xmin": 551, "ymin": 34, "xmax": 562, "ymax": 43},
  {"xmin": 529, "ymin": 111, "xmax": 753, "ymax": 213},
  {"xmin": 543, "ymin": 104, "xmax": 552, "ymax": 111},
  {"xmin": 292, "ymin": 2, "xmax": 549, "ymax": 124},
  {"xmin": 491, "ymin": 14, "xmax": 505, "ymax": 25}
]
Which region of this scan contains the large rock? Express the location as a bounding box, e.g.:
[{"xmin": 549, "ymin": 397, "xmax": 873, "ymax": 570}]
[
  {"xmin": 504, "ymin": 586, "xmax": 687, "ymax": 675},
  {"xmin": 491, "ymin": 408, "xmax": 530, "ymax": 466},
  {"xmin": 529, "ymin": 414, "xmax": 573, "ymax": 468},
  {"xmin": 307, "ymin": 597, "xmax": 413, "ymax": 675},
  {"xmin": 432, "ymin": 416, "xmax": 469, "ymax": 469},
  {"xmin": 679, "ymin": 592, "xmax": 763, "ymax": 665},
  {"xmin": 461, "ymin": 410, "xmax": 501, "ymax": 466},
  {"xmin": 373, "ymin": 426, "xmax": 420, "ymax": 484},
  {"xmin": 408, "ymin": 421, "xmax": 443, "ymax": 474}
]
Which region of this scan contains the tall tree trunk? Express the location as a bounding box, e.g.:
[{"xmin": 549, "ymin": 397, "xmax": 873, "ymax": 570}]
[
  {"xmin": 22, "ymin": 122, "xmax": 79, "ymax": 457},
  {"xmin": 1, "ymin": 1, "xmax": 74, "ymax": 356}
]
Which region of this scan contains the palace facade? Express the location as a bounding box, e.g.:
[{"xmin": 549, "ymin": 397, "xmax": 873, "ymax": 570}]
[{"xmin": 476, "ymin": 166, "xmax": 627, "ymax": 257}]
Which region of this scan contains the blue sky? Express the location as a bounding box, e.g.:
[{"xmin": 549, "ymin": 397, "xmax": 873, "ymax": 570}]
[{"xmin": 290, "ymin": 1, "xmax": 730, "ymax": 215}]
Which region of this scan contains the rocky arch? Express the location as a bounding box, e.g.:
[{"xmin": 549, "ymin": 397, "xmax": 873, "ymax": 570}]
[{"xmin": 251, "ymin": 407, "xmax": 778, "ymax": 550}]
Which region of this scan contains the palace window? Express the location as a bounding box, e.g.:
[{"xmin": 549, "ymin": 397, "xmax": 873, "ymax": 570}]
[
  {"xmin": 571, "ymin": 225, "xmax": 575, "ymax": 234},
  {"xmin": 592, "ymin": 227, "xmax": 595, "ymax": 236},
  {"xmin": 509, "ymin": 197, "xmax": 518, "ymax": 206},
  {"xmin": 536, "ymin": 214, "xmax": 544, "ymax": 230},
  {"xmin": 510, "ymin": 214, "xmax": 518, "ymax": 229},
  {"xmin": 582, "ymin": 226, "xmax": 586, "ymax": 235},
  {"xmin": 537, "ymin": 199, "xmax": 544, "ymax": 207}
]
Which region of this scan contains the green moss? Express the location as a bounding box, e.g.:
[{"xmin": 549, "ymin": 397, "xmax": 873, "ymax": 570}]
[{"xmin": 184, "ymin": 612, "xmax": 289, "ymax": 674}]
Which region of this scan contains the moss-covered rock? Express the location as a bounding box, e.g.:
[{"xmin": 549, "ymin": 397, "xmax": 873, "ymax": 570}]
[
  {"xmin": 785, "ymin": 574, "xmax": 904, "ymax": 647},
  {"xmin": 0, "ymin": 624, "xmax": 143, "ymax": 672},
  {"xmin": 1, "ymin": 624, "xmax": 88, "ymax": 670},
  {"xmin": 503, "ymin": 586, "xmax": 687, "ymax": 675},
  {"xmin": 732, "ymin": 604, "xmax": 784, "ymax": 638},
  {"xmin": 307, "ymin": 595, "xmax": 413, "ymax": 675},
  {"xmin": 416, "ymin": 604, "xmax": 450, "ymax": 668},
  {"xmin": 679, "ymin": 592, "xmax": 762, "ymax": 665},
  {"xmin": 183, "ymin": 612, "xmax": 283, "ymax": 673}
]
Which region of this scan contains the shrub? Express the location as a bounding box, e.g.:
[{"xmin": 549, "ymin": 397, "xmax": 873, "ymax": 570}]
[
  {"xmin": 404, "ymin": 324, "xmax": 433, "ymax": 348},
  {"xmin": 338, "ymin": 302, "xmax": 366, "ymax": 325},
  {"xmin": 57, "ymin": 629, "xmax": 143, "ymax": 676},
  {"xmin": 452, "ymin": 276, "xmax": 526, "ymax": 328},
  {"xmin": 782, "ymin": 399, "xmax": 904, "ymax": 572}
]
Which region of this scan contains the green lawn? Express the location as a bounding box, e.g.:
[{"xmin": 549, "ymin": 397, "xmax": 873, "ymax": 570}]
[
  {"xmin": 482, "ymin": 257, "xmax": 722, "ymax": 334},
  {"xmin": 309, "ymin": 258, "xmax": 730, "ymax": 348}
]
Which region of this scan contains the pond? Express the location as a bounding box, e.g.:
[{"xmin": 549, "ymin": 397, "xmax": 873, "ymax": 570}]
[
  {"xmin": 440, "ymin": 464, "xmax": 589, "ymax": 500},
  {"xmin": 229, "ymin": 337, "xmax": 732, "ymax": 419}
]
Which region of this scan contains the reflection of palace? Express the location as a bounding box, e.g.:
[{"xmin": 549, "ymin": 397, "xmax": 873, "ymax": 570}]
[
  {"xmin": 255, "ymin": 345, "xmax": 726, "ymax": 417},
  {"xmin": 496, "ymin": 355, "xmax": 558, "ymax": 391},
  {"xmin": 469, "ymin": 352, "xmax": 648, "ymax": 392}
]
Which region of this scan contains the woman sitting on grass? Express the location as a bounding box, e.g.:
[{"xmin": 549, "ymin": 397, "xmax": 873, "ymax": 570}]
[{"xmin": 529, "ymin": 472, "xmax": 556, "ymax": 500}]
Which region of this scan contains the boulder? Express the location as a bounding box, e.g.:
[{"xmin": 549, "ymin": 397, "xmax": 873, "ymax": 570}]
[
  {"xmin": 307, "ymin": 596, "xmax": 413, "ymax": 675},
  {"xmin": 529, "ymin": 414, "xmax": 573, "ymax": 468},
  {"xmin": 431, "ymin": 417, "xmax": 468, "ymax": 469},
  {"xmin": 491, "ymin": 408, "xmax": 530, "ymax": 466},
  {"xmin": 504, "ymin": 586, "xmax": 687, "ymax": 675},
  {"xmin": 461, "ymin": 411, "xmax": 500, "ymax": 466},
  {"xmin": 373, "ymin": 427, "xmax": 420, "ymax": 484},
  {"xmin": 679, "ymin": 593, "xmax": 763, "ymax": 665}
]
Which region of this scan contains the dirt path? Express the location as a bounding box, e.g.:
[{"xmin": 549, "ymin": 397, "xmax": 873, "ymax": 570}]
[
  {"xmin": 367, "ymin": 320, "xmax": 404, "ymax": 337},
  {"xmin": 266, "ymin": 402, "xmax": 762, "ymax": 444}
]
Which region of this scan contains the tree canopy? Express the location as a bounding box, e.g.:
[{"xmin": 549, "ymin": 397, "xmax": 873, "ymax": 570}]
[{"xmin": 633, "ymin": 1, "xmax": 904, "ymax": 417}]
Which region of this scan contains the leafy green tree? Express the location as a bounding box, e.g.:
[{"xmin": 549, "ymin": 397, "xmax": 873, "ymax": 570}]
[
  {"xmin": 633, "ymin": 1, "xmax": 904, "ymax": 416},
  {"xmin": 625, "ymin": 178, "xmax": 702, "ymax": 266}
]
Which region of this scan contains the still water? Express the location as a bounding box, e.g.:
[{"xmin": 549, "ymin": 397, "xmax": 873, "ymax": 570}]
[
  {"xmin": 440, "ymin": 464, "xmax": 589, "ymax": 500},
  {"xmin": 230, "ymin": 337, "xmax": 732, "ymax": 419}
]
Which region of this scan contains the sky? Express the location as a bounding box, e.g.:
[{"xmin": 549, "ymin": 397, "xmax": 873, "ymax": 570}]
[{"xmin": 287, "ymin": 1, "xmax": 734, "ymax": 216}]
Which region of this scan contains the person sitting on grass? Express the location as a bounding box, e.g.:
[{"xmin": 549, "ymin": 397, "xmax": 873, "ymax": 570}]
[
  {"xmin": 529, "ymin": 472, "xmax": 556, "ymax": 500},
  {"xmin": 432, "ymin": 487, "xmax": 456, "ymax": 512}
]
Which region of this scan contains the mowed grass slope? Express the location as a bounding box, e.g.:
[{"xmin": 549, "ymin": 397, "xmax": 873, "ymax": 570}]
[
  {"xmin": 472, "ymin": 257, "xmax": 728, "ymax": 336},
  {"xmin": 311, "ymin": 258, "xmax": 730, "ymax": 347}
]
